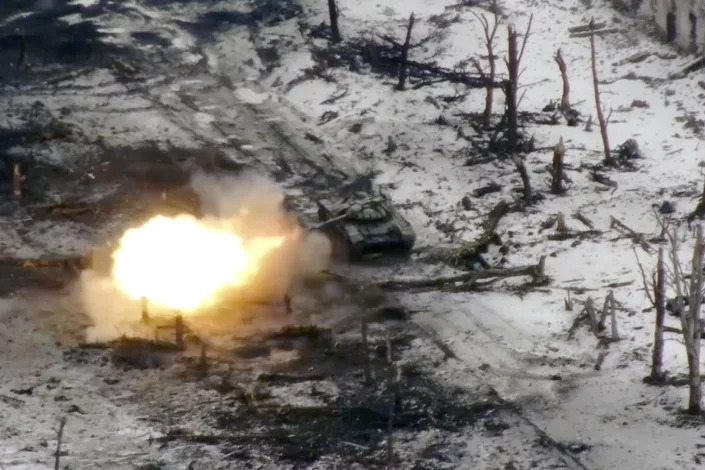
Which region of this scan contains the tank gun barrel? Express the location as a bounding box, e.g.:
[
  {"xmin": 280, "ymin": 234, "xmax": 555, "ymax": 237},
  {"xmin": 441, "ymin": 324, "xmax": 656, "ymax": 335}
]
[{"xmin": 309, "ymin": 212, "xmax": 349, "ymax": 231}]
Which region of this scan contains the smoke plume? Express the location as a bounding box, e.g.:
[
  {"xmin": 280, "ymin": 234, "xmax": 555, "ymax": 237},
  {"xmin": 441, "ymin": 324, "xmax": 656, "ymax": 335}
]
[{"xmin": 79, "ymin": 171, "xmax": 331, "ymax": 341}]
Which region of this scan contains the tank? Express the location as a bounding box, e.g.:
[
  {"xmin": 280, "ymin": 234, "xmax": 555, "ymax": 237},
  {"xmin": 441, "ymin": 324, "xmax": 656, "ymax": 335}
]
[{"xmin": 315, "ymin": 192, "xmax": 416, "ymax": 260}]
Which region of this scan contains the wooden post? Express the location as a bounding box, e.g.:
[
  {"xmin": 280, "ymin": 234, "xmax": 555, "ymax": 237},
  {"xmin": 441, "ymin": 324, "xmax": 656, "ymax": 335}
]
[
  {"xmin": 396, "ymin": 13, "xmax": 415, "ymax": 91},
  {"xmin": 551, "ymin": 137, "xmax": 566, "ymax": 194}
]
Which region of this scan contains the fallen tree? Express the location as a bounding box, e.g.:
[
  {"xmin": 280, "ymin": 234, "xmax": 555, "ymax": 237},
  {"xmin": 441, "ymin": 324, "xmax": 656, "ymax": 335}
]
[
  {"xmin": 377, "ymin": 256, "xmax": 546, "ymax": 291},
  {"xmin": 422, "ymin": 200, "xmax": 509, "ymax": 268}
]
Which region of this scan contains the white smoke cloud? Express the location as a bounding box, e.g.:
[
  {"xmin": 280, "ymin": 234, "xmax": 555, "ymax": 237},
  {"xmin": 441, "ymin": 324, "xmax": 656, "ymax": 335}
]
[{"xmin": 79, "ymin": 170, "xmax": 332, "ymax": 341}]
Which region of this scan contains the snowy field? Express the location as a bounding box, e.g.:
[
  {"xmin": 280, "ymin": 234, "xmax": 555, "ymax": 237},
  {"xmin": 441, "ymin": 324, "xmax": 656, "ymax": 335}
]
[{"xmin": 204, "ymin": 0, "xmax": 705, "ymax": 467}]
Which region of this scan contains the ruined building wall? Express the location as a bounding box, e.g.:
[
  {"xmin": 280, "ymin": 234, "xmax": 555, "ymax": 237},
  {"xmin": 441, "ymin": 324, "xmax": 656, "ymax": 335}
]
[{"xmin": 635, "ymin": 0, "xmax": 705, "ymax": 52}]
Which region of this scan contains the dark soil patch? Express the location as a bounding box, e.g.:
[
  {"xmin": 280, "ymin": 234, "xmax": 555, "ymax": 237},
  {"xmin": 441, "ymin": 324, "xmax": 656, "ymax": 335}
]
[{"xmin": 171, "ymin": 327, "xmax": 510, "ymax": 468}]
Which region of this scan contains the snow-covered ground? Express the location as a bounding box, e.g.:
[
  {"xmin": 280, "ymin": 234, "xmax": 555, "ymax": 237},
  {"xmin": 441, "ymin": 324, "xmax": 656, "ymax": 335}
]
[{"xmin": 189, "ymin": 0, "xmax": 705, "ymax": 467}]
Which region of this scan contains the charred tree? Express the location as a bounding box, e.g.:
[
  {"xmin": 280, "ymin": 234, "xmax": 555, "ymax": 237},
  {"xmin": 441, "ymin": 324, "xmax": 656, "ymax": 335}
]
[
  {"xmin": 551, "ymin": 136, "xmax": 566, "ymax": 194},
  {"xmin": 327, "ymin": 0, "xmax": 341, "ymax": 43},
  {"xmin": 589, "ymin": 19, "xmax": 612, "ymax": 164},
  {"xmin": 472, "ymin": 2, "xmax": 500, "ymax": 128},
  {"xmin": 503, "ymin": 14, "xmax": 532, "ymax": 153},
  {"xmin": 651, "ymin": 247, "xmax": 666, "ymax": 382},
  {"xmin": 554, "ymin": 48, "xmax": 570, "ymax": 112},
  {"xmin": 396, "ymin": 13, "xmax": 416, "ymax": 91}
]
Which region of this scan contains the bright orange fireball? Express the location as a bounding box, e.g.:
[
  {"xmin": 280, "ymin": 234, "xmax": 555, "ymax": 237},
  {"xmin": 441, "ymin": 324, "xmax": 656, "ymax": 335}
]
[{"xmin": 111, "ymin": 214, "xmax": 284, "ymax": 313}]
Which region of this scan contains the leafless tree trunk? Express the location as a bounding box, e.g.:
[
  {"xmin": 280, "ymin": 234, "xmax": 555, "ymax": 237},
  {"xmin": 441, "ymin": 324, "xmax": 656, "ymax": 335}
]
[
  {"xmin": 396, "ymin": 13, "xmax": 416, "ymax": 91},
  {"xmin": 551, "ymin": 136, "xmax": 566, "ymax": 194},
  {"xmin": 669, "ymin": 225, "xmax": 704, "ymax": 414},
  {"xmin": 554, "ymin": 48, "xmax": 570, "ymax": 112},
  {"xmin": 472, "ymin": 2, "xmax": 500, "ymax": 128},
  {"xmin": 589, "ymin": 19, "xmax": 612, "ymax": 164},
  {"xmin": 651, "ymin": 247, "xmax": 666, "ymax": 382},
  {"xmin": 327, "ymin": 0, "xmax": 341, "ymax": 43},
  {"xmin": 504, "ymin": 15, "xmax": 532, "ymax": 153},
  {"xmin": 512, "ymin": 155, "xmax": 532, "ymax": 203}
]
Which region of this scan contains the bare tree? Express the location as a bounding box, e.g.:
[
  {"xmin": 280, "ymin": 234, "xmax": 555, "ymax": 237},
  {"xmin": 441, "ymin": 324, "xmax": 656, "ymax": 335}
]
[
  {"xmin": 327, "ymin": 0, "xmax": 341, "ymax": 43},
  {"xmin": 551, "ymin": 136, "xmax": 566, "ymax": 194},
  {"xmin": 668, "ymin": 225, "xmax": 704, "ymax": 414},
  {"xmin": 471, "ymin": 1, "xmax": 500, "ymax": 128},
  {"xmin": 588, "ymin": 19, "xmax": 612, "ymax": 164},
  {"xmin": 504, "ymin": 14, "xmax": 532, "ymax": 153},
  {"xmin": 396, "ymin": 13, "xmax": 416, "ymax": 91},
  {"xmin": 554, "ymin": 49, "xmax": 570, "ymax": 112}
]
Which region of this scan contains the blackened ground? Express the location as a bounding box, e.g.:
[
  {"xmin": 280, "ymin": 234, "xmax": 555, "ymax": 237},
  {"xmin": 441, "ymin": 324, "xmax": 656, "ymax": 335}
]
[{"xmin": 68, "ymin": 323, "xmax": 515, "ymax": 469}]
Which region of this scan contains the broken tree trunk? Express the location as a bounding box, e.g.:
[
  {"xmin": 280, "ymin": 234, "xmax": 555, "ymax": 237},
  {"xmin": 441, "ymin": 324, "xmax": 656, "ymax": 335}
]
[
  {"xmin": 554, "ymin": 49, "xmax": 571, "ymax": 112},
  {"xmin": 503, "ymin": 14, "xmax": 532, "ymax": 153},
  {"xmin": 396, "ymin": 13, "xmax": 416, "ymax": 91},
  {"xmin": 651, "ymin": 247, "xmax": 666, "ymax": 382},
  {"xmin": 327, "ymin": 0, "xmax": 341, "ymax": 43},
  {"xmin": 505, "ymin": 26, "xmax": 519, "ymax": 152},
  {"xmin": 609, "ymin": 291, "xmax": 620, "ymax": 340},
  {"xmin": 551, "ymin": 136, "xmax": 566, "ymax": 194},
  {"xmin": 377, "ymin": 256, "xmax": 546, "ymax": 291},
  {"xmin": 589, "ymin": 19, "xmax": 612, "ymax": 164},
  {"xmin": 423, "ymin": 200, "xmax": 509, "ymax": 267},
  {"xmin": 512, "ymin": 155, "xmax": 532, "ymax": 203}
]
